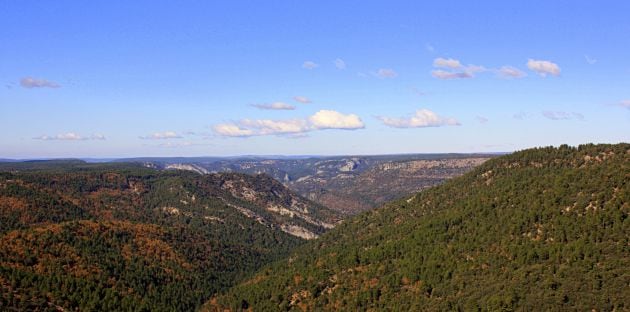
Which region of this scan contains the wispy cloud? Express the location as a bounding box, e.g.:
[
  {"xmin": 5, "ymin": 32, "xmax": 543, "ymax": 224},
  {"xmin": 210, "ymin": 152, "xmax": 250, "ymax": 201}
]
[
  {"xmin": 618, "ymin": 100, "xmax": 630, "ymax": 109},
  {"xmin": 302, "ymin": 61, "xmax": 319, "ymax": 69},
  {"xmin": 513, "ymin": 112, "xmax": 530, "ymax": 120},
  {"xmin": 151, "ymin": 141, "xmax": 213, "ymax": 148},
  {"xmin": 497, "ymin": 66, "xmax": 526, "ymax": 79},
  {"xmin": 542, "ymin": 111, "xmax": 584, "ymax": 120},
  {"xmin": 527, "ymin": 59, "xmax": 561, "ymax": 77},
  {"xmin": 431, "ymin": 58, "xmax": 535, "ymax": 80},
  {"xmin": 334, "ymin": 58, "xmax": 346, "ymax": 69},
  {"xmin": 251, "ymin": 102, "xmax": 295, "ymax": 110},
  {"xmin": 431, "ymin": 58, "xmax": 486, "ymax": 80},
  {"xmin": 584, "ymin": 55, "xmax": 597, "ymax": 65},
  {"xmin": 410, "ymin": 87, "xmax": 426, "ymax": 96},
  {"xmin": 431, "ymin": 70, "xmax": 473, "ymax": 80},
  {"xmin": 20, "ymin": 77, "xmax": 60, "ymax": 89},
  {"xmin": 475, "ymin": 116, "xmax": 489, "ymax": 124},
  {"xmin": 425, "ymin": 43, "xmax": 435, "ymax": 53},
  {"xmin": 377, "ymin": 109, "xmax": 460, "ymax": 128},
  {"xmin": 433, "ymin": 57, "xmax": 462, "ymax": 69},
  {"xmin": 293, "ymin": 96, "xmax": 312, "ymax": 104},
  {"xmin": 34, "ymin": 132, "xmax": 105, "ymax": 141},
  {"xmin": 213, "ymin": 110, "xmax": 364, "ymax": 138},
  {"xmin": 139, "ymin": 131, "xmax": 183, "ymax": 140},
  {"xmin": 374, "ymin": 68, "xmax": 398, "ymax": 79}
]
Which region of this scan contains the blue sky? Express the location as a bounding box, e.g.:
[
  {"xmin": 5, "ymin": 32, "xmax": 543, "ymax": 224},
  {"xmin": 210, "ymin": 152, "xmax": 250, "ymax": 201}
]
[{"xmin": 1, "ymin": 1, "xmax": 629, "ymax": 158}]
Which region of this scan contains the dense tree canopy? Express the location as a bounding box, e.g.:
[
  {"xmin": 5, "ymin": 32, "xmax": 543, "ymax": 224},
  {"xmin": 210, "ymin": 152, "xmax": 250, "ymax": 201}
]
[
  {"xmin": 209, "ymin": 144, "xmax": 630, "ymax": 311},
  {"xmin": 0, "ymin": 163, "xmax": 306, "ymax": 311}
]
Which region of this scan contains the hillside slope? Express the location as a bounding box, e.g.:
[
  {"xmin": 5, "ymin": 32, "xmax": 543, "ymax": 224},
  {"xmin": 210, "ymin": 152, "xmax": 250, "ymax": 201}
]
[
  {"xmin": 0, "ymin": 162, "xmax": 339, "ymax": 311},
  {"xmin": 209, "ymin": 144, "xmax": 630, "ymax": 311}
]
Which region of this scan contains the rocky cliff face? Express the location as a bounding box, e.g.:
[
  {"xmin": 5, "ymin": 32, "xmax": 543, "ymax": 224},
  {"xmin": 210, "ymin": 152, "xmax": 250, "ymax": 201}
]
[
  {"xmin": 292, "ymin": 157, "xmax": 492, "ymax": 214},
  {"xmin": 203, "ymin": 173, "xmax": 340, "ymax": 239}
]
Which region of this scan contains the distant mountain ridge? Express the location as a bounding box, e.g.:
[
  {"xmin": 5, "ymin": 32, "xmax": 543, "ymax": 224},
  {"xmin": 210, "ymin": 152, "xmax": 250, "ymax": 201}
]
[{"xmin": 134, "ymin": 153, "xmax": 495, "ymax": 214}]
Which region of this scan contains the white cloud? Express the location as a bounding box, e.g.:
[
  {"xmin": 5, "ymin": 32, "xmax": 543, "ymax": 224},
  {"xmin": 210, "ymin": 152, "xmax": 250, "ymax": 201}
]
[
  {"xmin": 431, "ymin": 58, "xmax": 486, "ymax": 80},
  {"xmin": 374, "ymin": 68, "xmax": 398, "ymax": 78},
  {"xmin": 497, "ymin": 66, "xmax": 526, "ymax": 79},
  {"xmin": 475, "ymin": 116, "xmax": 489, "ymax": 124},
  {"xmin": 139, "ymin": 131, "xmax": 183, "ymax": 140},
  {"xmin": 433, "ymin": 57, "xmax": 462, "ymax": 69},
  {"xmin": 585, "ymin": 55, "xmax": 597, "ymax": 65},
  {"xmin": 33, "ymin": 132, "xmax": 105, "ymax": 141},
  {"xmin": 212, "ymin": 124, "xmax": 255, "ymax": 137},
  {"xmin": 240, "ymin": 118, "xmax": 310, "ymax": 135},
  {"xmin": 377, "ymin": 109, "xmax": 460, "ymax": 128},
  {"xmin": 251, "ymin": 102, "xmax": 295, "ymax": 110},
  {"xmin": 308, "ymin": 110, "xmax": 365, "ymax": 129},
  {"xmin": 20, "ymin": 77, "xmax": 60, "ymax": 89},
  {"xmin": 213, "ymin": 110, "xmax": 364, "ymax": 137},
  {"xmin": 293, "ymin": 96, "xmax": 312, "ymax": 104},
  {"xmin": 334, "ymin": 58, "xmax": 346, "ymax": 69},
  {"xmin": 527, "ymin": 59, "xmax": 561, "ymax": 77},
  {"xmin": 302, "ymin": 61, "xmax": 319, "ymax": 69},
  {"xmin": 542, "ymin": 111, "xmax": 584, "ymax": 120},
  {"xmin": 431, "ymin": 70, "xmax": 472, "ymax": 80}
]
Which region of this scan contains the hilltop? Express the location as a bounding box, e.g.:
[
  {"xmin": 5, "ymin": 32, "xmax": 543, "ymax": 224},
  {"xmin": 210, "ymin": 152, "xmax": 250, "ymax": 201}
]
[
  {"xmin": 208, "ymin": 144, "xmax": 630, "ymax": 311},
  {"xmin": 0, "ymin": 162, "xmax": 339, "ymax": 311}
]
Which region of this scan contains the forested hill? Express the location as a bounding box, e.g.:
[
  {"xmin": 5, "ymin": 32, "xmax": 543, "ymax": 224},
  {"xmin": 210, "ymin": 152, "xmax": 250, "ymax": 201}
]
[
  {"xmin": 0, "ymin": 162, "xmax": 339, "ymax": 311},
  {"xmin": 208, "ymin": 143, "xmax": 630, "ymax": 311}
]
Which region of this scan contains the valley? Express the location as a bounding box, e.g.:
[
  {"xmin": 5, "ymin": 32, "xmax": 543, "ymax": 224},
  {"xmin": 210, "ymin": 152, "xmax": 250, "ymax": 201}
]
[
  {"xmin": 0, "ymin": 161, "xmax": 337, "ymax": 310},
  {"xmin": 0, "ymin": 144, "xmax": 628, "ymax": 311},
  {"xmin": 207, "ymin": 143, "xmax": 630, "ymax": 311},
  {"xmin": 131, "ymin": 154, "xmax": 494, "ymax": 214}
]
